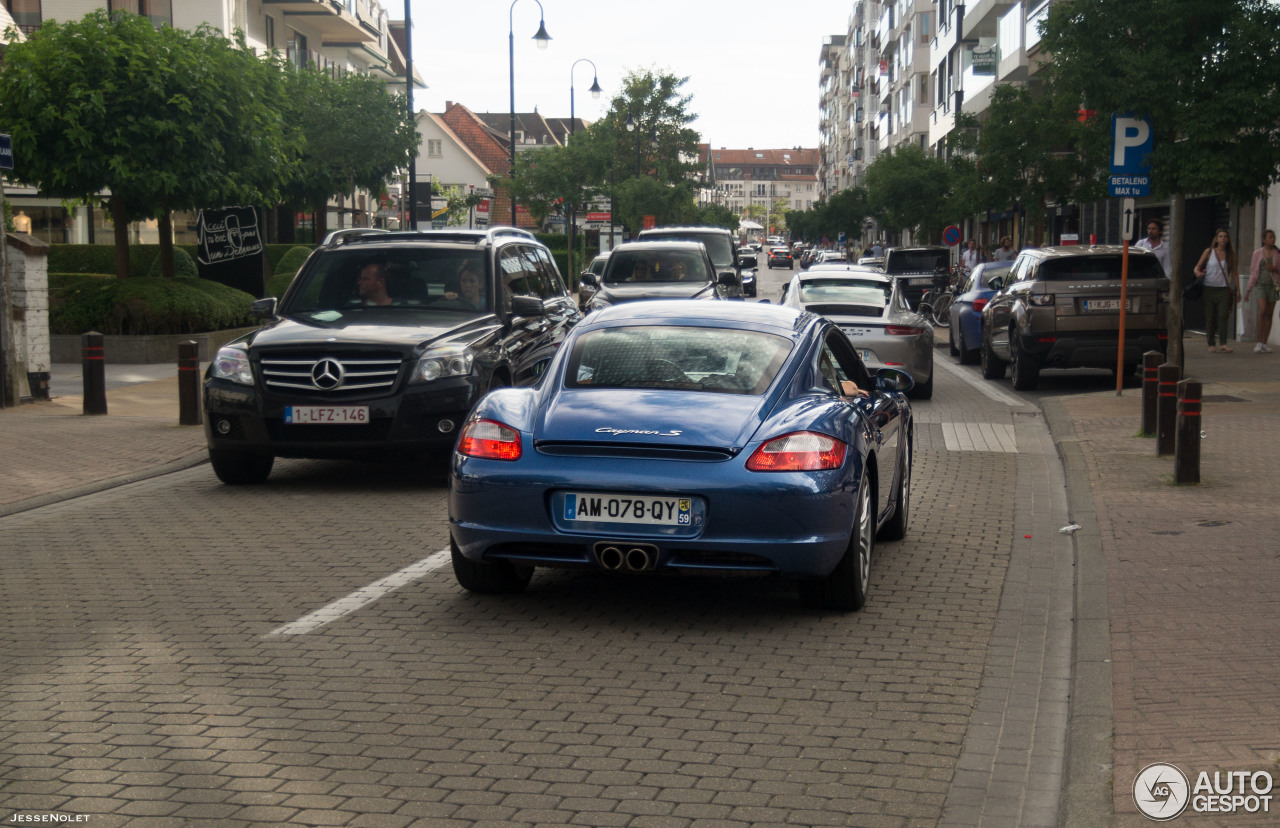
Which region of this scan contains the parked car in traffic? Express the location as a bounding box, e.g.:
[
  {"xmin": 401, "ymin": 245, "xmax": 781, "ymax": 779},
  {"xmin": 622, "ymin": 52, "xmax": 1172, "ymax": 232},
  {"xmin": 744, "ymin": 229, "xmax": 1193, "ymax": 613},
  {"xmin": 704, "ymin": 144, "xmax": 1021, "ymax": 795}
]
[
  {"xmin": 767, "ymin": 246, "xmax": 793, "ymax": 269},
  {"xmin": 577, "ymin": 251, "xmax": 611, "ymax": 309},
  {"xmin": 780, "ymin": 264, "xmax": 934, "ymax": 399},
  {"xmin": 637, "ymin": 225, "xmax": 743, "ymax": 296},
  {"xmin": 202, "ymin": 227, "xmax": 582, "ymax": 484},
  {"xmin": 737, "ymin": 250, "xmax": 758, "ymax": 297},
  {"xmin": 883, "ymin": 245, "xmax": 952, "ymax": 310},
  {"xmin": 448, "ymin": 300, "xmax": 915, "ymax": 611},
  {"xmin": 579, "ymin": 241, "xmax": 737, "ymax": 311},
  {"xmin": 980, "ymin": 245, "xmax": 1170, "ymax": 390},
  {"xmin": 948, "ymin": 261, "xmax": 1012, "ymax": 364}
]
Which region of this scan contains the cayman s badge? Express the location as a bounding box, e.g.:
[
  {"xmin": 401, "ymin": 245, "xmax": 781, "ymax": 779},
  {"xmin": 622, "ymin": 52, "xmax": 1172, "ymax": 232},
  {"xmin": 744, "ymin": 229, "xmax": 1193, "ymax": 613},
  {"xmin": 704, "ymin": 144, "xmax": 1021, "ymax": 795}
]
[
  {"xmin": 311, "ymin": 358, "xmax": 345, "ymax": 390},
  {"xmin": 596, "ymin": 427, "xmax": 683, "ymax": 437}
]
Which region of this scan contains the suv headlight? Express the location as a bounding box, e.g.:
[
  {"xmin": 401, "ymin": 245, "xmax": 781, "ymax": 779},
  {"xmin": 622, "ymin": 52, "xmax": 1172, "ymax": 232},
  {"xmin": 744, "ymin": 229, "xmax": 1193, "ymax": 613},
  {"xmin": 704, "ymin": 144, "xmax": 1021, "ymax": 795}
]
[
  {"xmin": 413, "ymin": 346, "xmax": 474, "ymax": 383},
  {"xmin": 211, "ymin": 346, "xmax": 254, "ymax": 386}
]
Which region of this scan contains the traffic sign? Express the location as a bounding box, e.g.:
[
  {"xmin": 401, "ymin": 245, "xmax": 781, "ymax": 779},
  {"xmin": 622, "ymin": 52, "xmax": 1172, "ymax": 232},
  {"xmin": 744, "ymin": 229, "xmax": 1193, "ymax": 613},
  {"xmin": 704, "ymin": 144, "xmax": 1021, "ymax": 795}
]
[
  {"xmin": 1109, "ymin": 114, "xmax": 1152, "ymax": 197},
  {"xmin": 0, "ymin": 133, "xmax": 12, "ymax": 170},
  {"xmin": 942, "ymin": 225, "xmax": 961, "ymax": 247},
  {"xmin": 1121, "ymin": 198, "xmax": 1136, "ymax": 240}
]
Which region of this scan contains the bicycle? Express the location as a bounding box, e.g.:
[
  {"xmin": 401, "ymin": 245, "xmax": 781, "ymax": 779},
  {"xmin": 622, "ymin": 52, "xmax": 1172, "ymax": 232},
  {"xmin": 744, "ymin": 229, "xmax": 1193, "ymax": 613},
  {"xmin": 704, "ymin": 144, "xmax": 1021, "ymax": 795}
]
[{"xmin": 918, "ymin": 267, "xmax": 960, "ymax": 328}]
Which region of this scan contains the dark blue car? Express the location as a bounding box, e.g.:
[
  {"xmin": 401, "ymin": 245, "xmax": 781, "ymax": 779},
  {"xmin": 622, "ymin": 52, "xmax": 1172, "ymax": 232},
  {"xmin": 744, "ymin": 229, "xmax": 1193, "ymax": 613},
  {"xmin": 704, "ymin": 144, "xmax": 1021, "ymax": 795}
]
[
  {"xmin": 948, "ymin": 261, "xmax": 1012, "ymax": 364},
  {"xmin": 448, "ymin": 301, "xmax": 915, "ymax": 611}
]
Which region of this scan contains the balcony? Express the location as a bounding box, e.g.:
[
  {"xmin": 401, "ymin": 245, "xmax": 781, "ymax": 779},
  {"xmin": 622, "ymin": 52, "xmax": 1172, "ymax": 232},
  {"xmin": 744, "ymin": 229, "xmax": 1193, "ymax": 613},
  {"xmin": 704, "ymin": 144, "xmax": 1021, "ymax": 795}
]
[{"xmin": 264, "ymin": 0, "xmax": 373, "ymax": 43}]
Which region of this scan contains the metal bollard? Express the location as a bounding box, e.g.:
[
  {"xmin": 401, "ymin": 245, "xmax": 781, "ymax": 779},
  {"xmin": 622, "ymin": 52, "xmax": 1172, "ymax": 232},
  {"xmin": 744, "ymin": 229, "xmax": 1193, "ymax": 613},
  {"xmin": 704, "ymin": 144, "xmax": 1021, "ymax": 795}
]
[
  {"xmin": 81, "ymin": 331, "xmax": 108, "ymax": 416},
  {"xmin": 1175, "ymin": 379, "xmax": 1201, "ymax": 485},
  {"xmin": 178, "ymin": 341, "xmax": 202, "ymax": 426},
  {"xmin": 1156, "ymin": 363, "xmax": 1180, "ymax": 456},
  {"xmin": 1140, "ymin": 350, "xmax": 1161, "ymax": 436}
]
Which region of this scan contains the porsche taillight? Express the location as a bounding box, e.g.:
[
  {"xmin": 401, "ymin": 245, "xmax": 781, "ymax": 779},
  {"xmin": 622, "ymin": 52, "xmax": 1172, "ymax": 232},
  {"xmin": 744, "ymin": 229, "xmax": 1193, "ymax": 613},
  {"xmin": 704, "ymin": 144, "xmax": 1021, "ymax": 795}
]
[
  {"xmin": 746, "ymin": 432, "xmax": 847, "ymax": 472},
  {"xmin": 458, "ymin": 419, "xmax": 522, "ymax": 461},
  {"xmin": 886, "ymin": 325, "xmax": 925, "ymax": 336}
]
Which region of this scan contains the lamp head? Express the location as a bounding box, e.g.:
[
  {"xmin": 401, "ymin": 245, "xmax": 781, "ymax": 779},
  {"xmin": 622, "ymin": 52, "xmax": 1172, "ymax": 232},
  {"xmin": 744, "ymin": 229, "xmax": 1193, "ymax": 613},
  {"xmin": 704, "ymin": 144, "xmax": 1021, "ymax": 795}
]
[
  {"xmin": 533, "ymin": 19, "xmax": 551, "ymax": 49},
  {"xmin": 589, "ymin": 78, "xmax": 602, "ymax": 99}
]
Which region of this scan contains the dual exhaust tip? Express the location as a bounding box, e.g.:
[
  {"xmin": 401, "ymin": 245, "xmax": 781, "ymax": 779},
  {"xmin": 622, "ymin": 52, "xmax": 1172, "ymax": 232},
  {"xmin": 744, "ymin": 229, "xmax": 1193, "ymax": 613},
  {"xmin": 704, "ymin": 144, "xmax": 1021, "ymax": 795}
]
[{"xmin": 594, "ymin": 542, "xmax": 659, "ymax": 573}]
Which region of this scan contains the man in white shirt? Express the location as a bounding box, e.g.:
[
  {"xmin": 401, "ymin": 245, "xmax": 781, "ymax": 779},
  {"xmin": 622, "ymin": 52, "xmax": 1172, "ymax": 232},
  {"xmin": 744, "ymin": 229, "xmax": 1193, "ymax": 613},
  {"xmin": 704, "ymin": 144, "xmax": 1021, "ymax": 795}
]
[{"xmin": 1134, "ymin": 219, "xmax": 1171, "ymax": 278}]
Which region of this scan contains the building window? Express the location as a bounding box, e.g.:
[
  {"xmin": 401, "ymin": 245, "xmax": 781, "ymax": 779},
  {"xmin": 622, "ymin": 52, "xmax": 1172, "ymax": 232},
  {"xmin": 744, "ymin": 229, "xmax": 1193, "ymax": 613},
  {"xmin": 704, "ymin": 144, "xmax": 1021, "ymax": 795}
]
[
  {"xmin": 108, "ymin": 0, "xmax": 172, "ymax": 27},
  {"xmin": 427, "ymin": 139, "xmax": 443, "ymax": 157},
  {"xmin": 265, "ymin": 15, "xmax": 275, "ymax": 49},
  {"xmin": 7, "ymin": 0, "xmax": 39, "ymax": 34}
]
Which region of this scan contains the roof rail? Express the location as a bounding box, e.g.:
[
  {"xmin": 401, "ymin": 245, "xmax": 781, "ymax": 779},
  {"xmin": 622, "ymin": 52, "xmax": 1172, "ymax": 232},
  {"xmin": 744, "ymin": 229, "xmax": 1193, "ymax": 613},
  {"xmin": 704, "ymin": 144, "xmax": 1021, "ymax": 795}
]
[{"xmin": 322, "ymin": 227, "xmax": 390, "ymax": 246}]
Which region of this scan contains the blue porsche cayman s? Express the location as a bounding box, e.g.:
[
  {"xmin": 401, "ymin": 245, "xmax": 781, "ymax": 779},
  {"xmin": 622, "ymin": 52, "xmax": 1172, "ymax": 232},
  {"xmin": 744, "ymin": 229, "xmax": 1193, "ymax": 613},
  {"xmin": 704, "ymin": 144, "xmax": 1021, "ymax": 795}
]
[{"xmin": 448, "ymin": 301, "xmax": 915, "ymax": 610}]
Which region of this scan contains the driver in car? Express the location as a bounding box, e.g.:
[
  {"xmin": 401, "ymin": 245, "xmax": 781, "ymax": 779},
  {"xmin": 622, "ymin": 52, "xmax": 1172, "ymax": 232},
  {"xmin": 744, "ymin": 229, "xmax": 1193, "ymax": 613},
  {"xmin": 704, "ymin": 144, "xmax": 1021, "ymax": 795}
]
[{"xmin": 357, "ymin": 261, "xmax": 393, "ymax": 306}]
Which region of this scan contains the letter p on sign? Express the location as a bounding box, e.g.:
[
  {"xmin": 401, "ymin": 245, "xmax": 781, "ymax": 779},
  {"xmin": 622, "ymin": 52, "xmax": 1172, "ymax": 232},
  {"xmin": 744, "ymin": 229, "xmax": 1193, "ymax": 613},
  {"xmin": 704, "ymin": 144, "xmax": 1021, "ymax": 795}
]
[{"xmin": 1111, "ymin": 115, "xmax": 1153, "ymax": 175}]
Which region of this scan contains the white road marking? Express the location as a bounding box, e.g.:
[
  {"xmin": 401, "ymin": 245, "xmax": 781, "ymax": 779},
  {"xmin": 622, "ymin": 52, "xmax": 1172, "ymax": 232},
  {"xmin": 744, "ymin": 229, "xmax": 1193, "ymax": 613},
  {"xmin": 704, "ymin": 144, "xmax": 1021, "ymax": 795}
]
[
  {"xmin": 942, "ymin": 422, "xmax": 1018, "ymax": 453},
  {"xmin": 932, "ymin": 354, "xmax": 1030, "ymax": 408},
  {"xmin": 266, "ymin": 548, "xmax": 451, "ymax": 636}
]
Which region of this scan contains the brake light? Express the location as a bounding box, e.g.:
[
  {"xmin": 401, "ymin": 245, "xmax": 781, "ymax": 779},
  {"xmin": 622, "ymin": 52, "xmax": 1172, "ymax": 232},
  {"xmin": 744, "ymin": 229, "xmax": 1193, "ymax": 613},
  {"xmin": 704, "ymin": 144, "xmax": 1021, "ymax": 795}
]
[
  {"xmin": 458, "ymin": 419, "xmax": 522, "ymax": 461},
  {"xmin": 886, "ymin": 325, "xmax": 925, "ymax": 336},
  {"xmin": 746, "ymin": 432, "xmax": 847, "ymax": 472},
  {"xmin": 972, "ymin": 298, "xmax": 988, "ymax": 312},
  {"xmin": 1037, "ymin": 336, "xmax": 1058, "ymax": 343},
  {"xmin": 1029, "ymin": 294, "xmax": 1055, "ymax": 306}
]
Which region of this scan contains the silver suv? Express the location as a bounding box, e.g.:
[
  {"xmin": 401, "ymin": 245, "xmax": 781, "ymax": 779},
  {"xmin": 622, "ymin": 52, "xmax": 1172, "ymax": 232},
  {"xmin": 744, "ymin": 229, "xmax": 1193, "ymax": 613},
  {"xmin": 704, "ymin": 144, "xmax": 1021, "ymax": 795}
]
[{"xmin": 980, "ymin": 245, "xmax": 1170, "ymax": 390}]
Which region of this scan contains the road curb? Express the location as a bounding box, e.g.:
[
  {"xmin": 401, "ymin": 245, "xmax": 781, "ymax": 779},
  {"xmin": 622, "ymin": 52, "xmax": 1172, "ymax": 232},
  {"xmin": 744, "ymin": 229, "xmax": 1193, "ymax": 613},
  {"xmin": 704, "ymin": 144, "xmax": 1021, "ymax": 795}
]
[
  {"xmin": 1041, "ymin": 394, "xmax": 1115, "ymax": 827},
  {"xmin": 0, "ymin": 450, "xmax": 210, "ymax": 519}
]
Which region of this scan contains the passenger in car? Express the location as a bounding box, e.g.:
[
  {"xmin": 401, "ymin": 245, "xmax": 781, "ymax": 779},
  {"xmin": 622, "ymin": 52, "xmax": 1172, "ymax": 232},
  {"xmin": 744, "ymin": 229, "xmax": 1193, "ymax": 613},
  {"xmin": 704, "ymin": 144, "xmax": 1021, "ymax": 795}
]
[
  {"xmin": 458, "ymin": 263, "xmax": 487, "ymax": 309},
  {"xmin": 356, "ymin": 261, "xmax": 393, "ymax": 306}
]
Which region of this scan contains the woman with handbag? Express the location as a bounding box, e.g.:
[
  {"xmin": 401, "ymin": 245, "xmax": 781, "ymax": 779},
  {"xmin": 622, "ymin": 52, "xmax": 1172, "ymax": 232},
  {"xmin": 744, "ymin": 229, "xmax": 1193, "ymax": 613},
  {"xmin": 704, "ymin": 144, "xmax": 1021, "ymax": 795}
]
[
  {"xmin": 1245, "ymin": 229, "xmax": 1278, "ymax": 353},
  {"xmin": 1193, "ymin": 228, "xmax": 1240, "ymax": 353}
]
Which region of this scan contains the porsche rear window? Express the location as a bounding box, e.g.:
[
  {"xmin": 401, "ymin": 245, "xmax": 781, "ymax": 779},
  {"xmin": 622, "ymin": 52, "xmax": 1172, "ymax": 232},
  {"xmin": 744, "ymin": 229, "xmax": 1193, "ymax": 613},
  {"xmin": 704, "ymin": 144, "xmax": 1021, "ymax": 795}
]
[
  {"xmin": 567, "ymin": 326, "xmax": 793, "ymax": 395},
  {"xmin": 799, "ymin": 279, "xmax": 891, "ymax": 306}
]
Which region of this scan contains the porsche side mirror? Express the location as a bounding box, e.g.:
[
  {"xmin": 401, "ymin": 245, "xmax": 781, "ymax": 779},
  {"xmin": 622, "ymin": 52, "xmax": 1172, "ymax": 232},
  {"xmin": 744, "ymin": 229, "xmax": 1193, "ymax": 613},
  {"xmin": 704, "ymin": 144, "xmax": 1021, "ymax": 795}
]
[{"xmin": 873, "ymin": 367, "xmax": 915, "ymax": 394}]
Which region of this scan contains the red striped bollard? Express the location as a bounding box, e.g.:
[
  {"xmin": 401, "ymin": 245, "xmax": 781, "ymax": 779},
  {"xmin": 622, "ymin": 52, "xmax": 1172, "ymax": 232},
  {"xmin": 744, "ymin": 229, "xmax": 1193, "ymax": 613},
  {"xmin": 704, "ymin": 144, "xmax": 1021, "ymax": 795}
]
[
  {"xmin": 1175, "ymin": 379, "xmax": 1201, "ymax": 485},
  {"xmin": 1156, "ymin": 363, "xmax": 1180, "ymax": 456},
  {"xmin": 81, "ymin": 331, "xmax": 107, "ymax": 415},
  {"xmin": 178, "ymin": 340, "xmax": 202, "ymax": 426},
  {"xmin": 1140, "ymin": 350, "xmax": 1161, "ymax": 436}
]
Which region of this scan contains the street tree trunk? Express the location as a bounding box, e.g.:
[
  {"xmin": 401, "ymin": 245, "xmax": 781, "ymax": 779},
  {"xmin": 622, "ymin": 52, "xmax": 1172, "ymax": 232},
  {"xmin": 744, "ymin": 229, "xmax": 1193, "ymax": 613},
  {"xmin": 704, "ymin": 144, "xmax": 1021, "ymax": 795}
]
[
  {"xmin": 157, "ymin": 209, "xmax": 174, "ymax": 278},
  {"xmin": 111, "ymin": 198, "xmax": 131, "ymax": 279},
  {"xmin": 1168, "ymin": 192, "xmax": 1186, "ymax": 372}
]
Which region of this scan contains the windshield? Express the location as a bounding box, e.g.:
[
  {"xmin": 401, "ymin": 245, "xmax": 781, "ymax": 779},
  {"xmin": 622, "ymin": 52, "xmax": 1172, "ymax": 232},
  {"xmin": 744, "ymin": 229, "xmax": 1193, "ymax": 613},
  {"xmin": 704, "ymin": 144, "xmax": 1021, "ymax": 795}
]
[
  {"xmin": 282, "ymin": 249, "xmax": 490, "ymax": 318},
  {"xmin": 604, "ymin": 249, "xmax": 712, "ymax": 284},
  {"xmin": 885, "ymin": 250, "xmax": 949, "ymax": 274},
  {"xmin": 799, "ymin": 279, "xmax": 891, "ymax": 306},
  {"xmin": 567, "ymin": 326, "xmax": 793, "ymax": 395},
  {"xmin": 643, "ymin": 231, "xmax": 734, "ymax": 269}
]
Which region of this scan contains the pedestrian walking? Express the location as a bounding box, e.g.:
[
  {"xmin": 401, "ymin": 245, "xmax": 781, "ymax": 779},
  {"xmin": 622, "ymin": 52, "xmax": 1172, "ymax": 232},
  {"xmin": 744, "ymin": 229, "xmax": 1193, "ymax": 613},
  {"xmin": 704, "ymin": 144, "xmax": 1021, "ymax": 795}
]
[
  {"xmin": 1193, "ymin": 228, "xmax": 1240, "ymax": 353},
  {"xmin": 961, "ymin": 239, "xmax": 983, "ymax": 270},
  {"xmin": 1135, "ymin": 219, "xmax": 1171, "ymax": 278},
  {"xmin": 1245, "ymin": 229, "xmax": 1278, "ymax": 353},
  {"xmin": 991, "ymin": 236, "xmax": 1016, "ymax": 261}
]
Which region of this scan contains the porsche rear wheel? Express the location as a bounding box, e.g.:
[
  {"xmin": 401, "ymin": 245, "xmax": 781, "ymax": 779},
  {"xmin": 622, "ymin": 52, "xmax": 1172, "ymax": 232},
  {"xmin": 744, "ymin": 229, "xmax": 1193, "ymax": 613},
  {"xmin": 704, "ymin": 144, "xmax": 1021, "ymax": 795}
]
[
  {"xmin": 800, "ymin": 474, "xmax": 872, "ymax": 611},
  {"xmin": 450, "ymin": 538, "xmax": 532, "ymax": 594},
  {"xmin": 878, "ymin": 438, "xmax": 911, "ymax": 541}
]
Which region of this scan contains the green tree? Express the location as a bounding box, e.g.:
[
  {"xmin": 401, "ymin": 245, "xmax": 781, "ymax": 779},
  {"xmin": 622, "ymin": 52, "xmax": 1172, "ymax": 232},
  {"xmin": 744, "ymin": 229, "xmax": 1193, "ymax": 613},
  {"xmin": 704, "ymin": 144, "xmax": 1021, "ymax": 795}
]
[
  {"xmin": 1039, "ymin": 0, "xmax": 1280, "ymax": 367},
  {"xmin": 694, "ymin": 202, "xmax": 740, "ymax": 231},
  {"xmin": 280, "ymin": 68, "xmax": 418, "ymax": 242},
  {"xmin": 864, "ymin": 145, "xmax": 951, "ymax": 242},
  {"xmin": 0, "ymin": 10, "xmax": 297, "ymax": 278}
]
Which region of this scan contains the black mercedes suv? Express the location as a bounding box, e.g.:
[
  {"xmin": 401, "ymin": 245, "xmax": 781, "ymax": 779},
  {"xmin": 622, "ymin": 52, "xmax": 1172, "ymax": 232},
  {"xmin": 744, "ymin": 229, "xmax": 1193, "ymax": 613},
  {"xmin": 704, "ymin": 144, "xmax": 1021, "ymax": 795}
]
[{"xmin": 203, "ymin": 227, "xmax": 581, "ymax": 484}]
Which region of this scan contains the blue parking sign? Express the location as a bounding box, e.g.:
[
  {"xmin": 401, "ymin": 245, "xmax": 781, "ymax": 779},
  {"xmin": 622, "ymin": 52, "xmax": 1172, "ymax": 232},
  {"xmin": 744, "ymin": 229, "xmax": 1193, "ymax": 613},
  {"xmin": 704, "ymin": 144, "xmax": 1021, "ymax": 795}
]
[{"xmin": 1109, "ymin": 114, "xmax": 1152, "ymax": 197}]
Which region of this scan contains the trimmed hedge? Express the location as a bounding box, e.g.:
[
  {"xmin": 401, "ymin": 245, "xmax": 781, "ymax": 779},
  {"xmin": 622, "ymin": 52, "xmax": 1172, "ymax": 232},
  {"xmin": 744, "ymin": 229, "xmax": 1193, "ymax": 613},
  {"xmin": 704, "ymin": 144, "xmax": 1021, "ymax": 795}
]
[
  {"xmin": 146, "ymin": 247, "xmax": 199, "ymax": 278},
  {"xmin": 48, "ymin": 243, "xmax": 303, "ymax": 278},
  {"xmin": 49, "ymin": 273, "xmax": 255, "ymax": 336}
]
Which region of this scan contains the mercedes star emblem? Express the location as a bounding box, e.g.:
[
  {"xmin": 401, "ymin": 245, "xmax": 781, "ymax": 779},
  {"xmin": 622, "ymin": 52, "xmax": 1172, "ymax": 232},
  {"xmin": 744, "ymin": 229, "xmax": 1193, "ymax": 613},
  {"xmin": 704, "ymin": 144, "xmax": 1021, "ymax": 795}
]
[{"xmin": 311, "ymin": 358, "xmax": 344, "ymax": 390}]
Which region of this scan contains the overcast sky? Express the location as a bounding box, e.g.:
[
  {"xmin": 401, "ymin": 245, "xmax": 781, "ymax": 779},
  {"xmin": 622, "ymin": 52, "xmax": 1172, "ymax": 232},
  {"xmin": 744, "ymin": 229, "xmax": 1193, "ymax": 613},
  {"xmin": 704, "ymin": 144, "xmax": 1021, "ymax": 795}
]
[{"xmin": 410, "ymin": 0, "xmax": 852, "ymax": 150}]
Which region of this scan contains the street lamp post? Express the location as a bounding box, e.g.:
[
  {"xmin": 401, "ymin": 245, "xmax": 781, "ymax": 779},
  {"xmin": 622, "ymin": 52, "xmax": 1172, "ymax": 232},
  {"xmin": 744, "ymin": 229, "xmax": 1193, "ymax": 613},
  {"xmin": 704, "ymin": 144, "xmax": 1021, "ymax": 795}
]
[
  {"xmin": 404, "ymin": 0, "xmax": 416, "ymax": 230},
  {"xmin": 508, "ymin": 0, "xmax": 551, "ymax": 228},
  {"xmin": 568, "ymin": 58, "xmax": 601, "ymax": 281}
]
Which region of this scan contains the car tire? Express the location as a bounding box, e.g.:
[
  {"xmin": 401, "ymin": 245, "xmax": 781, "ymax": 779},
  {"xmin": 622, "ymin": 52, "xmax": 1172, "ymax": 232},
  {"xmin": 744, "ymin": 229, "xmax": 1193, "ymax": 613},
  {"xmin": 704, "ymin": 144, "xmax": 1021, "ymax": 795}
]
[
  {"xmin": 1010, "ymin": 331, "xmax": 1040, "ymax": 391},
  {"xmin": 800, "ymin": 473, "xmax": 872, "ymax": 611},
  {"xmin": 877, "ymin": 436, "xmax": 911, "ymax": 542},
  {"xmin": 958, "ymin": 326, "xmax": 981, "ymax": 365},
  {"xmin": 948, "ymin": 325, "xmax": 960, "ymax": 357},
  {"xmin": 980, "ymin": 332, "xmax": 1007, "ymax": 380},
  {"xmin": 450, "ymin": 537, "xmax": 532, "ymax": 594},
  {"xmin": 208, "ymin": 449, "xmax": 274, "ymax": 485},
  {"xmin": 906, "ymin": 368, "xmax": 933, "ymax": 400}
]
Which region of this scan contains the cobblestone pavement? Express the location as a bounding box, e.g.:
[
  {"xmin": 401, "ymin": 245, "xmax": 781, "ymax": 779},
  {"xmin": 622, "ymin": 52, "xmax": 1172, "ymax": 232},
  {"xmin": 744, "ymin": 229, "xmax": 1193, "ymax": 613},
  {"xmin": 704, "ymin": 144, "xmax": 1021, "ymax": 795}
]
[{"xmin": 0, "ymin": 362, "xmax": 1051, "ymax": 827}]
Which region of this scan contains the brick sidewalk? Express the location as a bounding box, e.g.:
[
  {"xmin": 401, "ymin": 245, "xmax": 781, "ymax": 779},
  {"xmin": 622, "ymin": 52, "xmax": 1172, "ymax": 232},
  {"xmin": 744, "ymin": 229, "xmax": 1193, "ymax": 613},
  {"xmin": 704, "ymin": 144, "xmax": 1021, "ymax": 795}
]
[{"xmin": 1051, "ymin": 344, "xmax": 1280, "ymax": 825}]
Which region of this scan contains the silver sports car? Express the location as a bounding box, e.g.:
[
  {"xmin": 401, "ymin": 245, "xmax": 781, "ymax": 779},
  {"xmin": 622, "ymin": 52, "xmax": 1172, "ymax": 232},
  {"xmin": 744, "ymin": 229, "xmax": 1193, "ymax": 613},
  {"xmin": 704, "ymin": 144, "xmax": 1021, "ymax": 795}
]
[{"xmin": 780, "ymin": 265, "xmax": 934, "ymax": 399}]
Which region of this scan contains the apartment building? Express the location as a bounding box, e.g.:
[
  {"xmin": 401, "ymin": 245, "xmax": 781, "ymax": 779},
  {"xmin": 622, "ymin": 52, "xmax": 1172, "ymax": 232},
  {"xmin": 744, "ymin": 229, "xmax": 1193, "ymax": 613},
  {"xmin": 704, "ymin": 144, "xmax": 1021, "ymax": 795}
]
[
  {"xmin": 701, "ymin": 147, "xmax": 820, "ymax": 223},
  {"xmin": 2, "ymin": 0, "xmax": 419, "ymax": 245}
]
